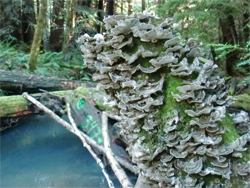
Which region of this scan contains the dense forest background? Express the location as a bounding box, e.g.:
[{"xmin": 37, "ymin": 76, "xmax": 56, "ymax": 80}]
[{"xmin": 0, "ymin": 0, "xmax": 249, "ymax": 86}]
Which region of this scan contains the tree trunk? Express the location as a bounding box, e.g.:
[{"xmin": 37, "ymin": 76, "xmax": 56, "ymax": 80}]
[
  {"xmin": 243, "ymin": 12, "xmax": 249, "ymax": 43},
  {"xmin": 11, "ymin": 0, "xmax": 23, "ymax": 42},
  {"xmin": 97, "ymin": 0, "xmax": 104, "ymax": 33},
  {"xmin": 219, "ymin": 15, "xmax": 239, "ymax": 75},
  {"xmin": 121, "ymin": 0, "xmax": 123, "ymax": 14},
  {"xmin": 63, "ymin": 0, "xmax": 74, "ymax": 52},
  {"xmin": 141, "ymin": 0, "xmax": 146, "ymax": 12},
  {"xmin": 0, "ymin": 2, "xmax": 4, "ymax": 39},
  {"xmin": 22, "ymin": 0, "xmax": 36, "ymax": 45},
  {"xmin": 50, "ymin": 0, "xmax": 65, "ymax": 52},
  {"xmin": 157, "ymin": 0, "xmax": 162, "ymax": 16},
  {"xmin": 28, "ymin": 0, "xmax": 47, "ymax": 72},
  {"xmin": 77, "ymin": 0, "xmax": 91, "ymax": 7},
  {"xmin": 107, "ymin": 0, "xmax": 114, "ymax": 15},
  {"xmin": 127, "ymin": 0, "xmax": 132, "ymax": 15},
  {"xmin": 36, "ymin": 0, "xmax": 40, "ymax": 17}
]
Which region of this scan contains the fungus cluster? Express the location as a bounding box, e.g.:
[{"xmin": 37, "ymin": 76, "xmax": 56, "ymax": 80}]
[{"xmin": 77, "ymin": 13, "xmax": 250, "ymax": 187}]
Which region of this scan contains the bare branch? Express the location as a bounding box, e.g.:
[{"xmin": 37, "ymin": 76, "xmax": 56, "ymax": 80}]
[
  {"xmin": 102, "ymin": 112, "xmax": 134, "ymax": 188},
  {"xmin": 22, "ymin": 92, "xmax": 137, "ymax": 177},
  {"xmin": 67, "ymin": 102, "xmax": 114, "ymax": 188}
]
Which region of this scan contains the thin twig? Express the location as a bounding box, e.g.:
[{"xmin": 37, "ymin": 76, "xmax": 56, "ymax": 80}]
[
  {"xmin": 22, "ymin": 92, "xmax": 103, "ymax": 151},
  {"xmin": 22, "ymin": 92, "xmax": 137, "ymax": 174},
  {"xmin": 67, "ymin": 102, "xmax": 114, "ymax": 188},
  {"xmin": 102, "ymin": 112, "xmax": 134, "ymax": 188}
]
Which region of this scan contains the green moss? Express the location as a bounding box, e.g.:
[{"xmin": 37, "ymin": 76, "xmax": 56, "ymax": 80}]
[
  {"xmin": 138, "ymin": 74, "xmax": 196, "ymax": 150},
  {"xmin": 158, "ymin": 74, "xmax": 194, "ymax": 134},
  {"xmin": 219, "ymin": 113, "xmax": 239, "ymax": 143},
  {"xmin": 95, "ymin": 97, "xmax": 112, "ymax": 111},
  {"xmin": 231, "ymin": 93, "xmax": 250, "ymax": 111},
  {"xmin": 124, "ymin": 37, "xmax": 166, "ymax": 58},
  {"xmin": 219, "ymin": 113, "xmax": 250, "ymax": 162},
  {"xmin": 0, "ymin": 95, "xmax": 29, "ymax": 117},
  {"xmin": 0, "ymin": 90, "xmax": 70, "ymax": 117},
  {"xmin": 71, "ymin": 86, "xmax": 112, "ymax": 111}
]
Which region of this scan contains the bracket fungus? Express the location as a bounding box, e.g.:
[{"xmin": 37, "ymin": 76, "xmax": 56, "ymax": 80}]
[{"xmin": 77, "ymin": 13, "xmax": 250, "ymax": 187}]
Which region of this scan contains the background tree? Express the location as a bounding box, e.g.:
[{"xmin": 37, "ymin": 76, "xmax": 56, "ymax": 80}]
[
  {"xmin": 50, "ymin": 0, "xmax": 65, "ymax": 52},
  {"xmin": 107, "ymin": 0, "xmax": 114, "ymax": 15},
  {"xmin": 97, "ymin": 0, "xmax": 104, "ymax": 33},
  {"xmin": 22, "ymin": 0, "xmax": 36, "ymax": 45},
  {"xmin": 28, "ymin": 0, "xmax": 47, "ymax": 72},
  {"xmin": 63, "ymin": 0, "xmax": 74, "ymax": 52},
  {"xmin": 142, "ymin": 0, "xmax": 146, "ymax": 12},
  {"xmin": 127, "ymin": 0, "xmax": 132, "ymax": 15}
]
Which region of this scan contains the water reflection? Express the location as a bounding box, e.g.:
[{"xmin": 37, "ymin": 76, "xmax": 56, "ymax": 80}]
[{"xmin": 1, "ymin": 115, "xmax": 135, "ymax": 187}]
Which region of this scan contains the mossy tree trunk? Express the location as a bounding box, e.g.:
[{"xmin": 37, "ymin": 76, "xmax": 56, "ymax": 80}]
[
  {"xmin": 28, "ymin": 0, "xmax": 47, "ymax": 72},
  {"xmin": 79, "ymin": 14, "xmax": 250, "ymax": 187}
]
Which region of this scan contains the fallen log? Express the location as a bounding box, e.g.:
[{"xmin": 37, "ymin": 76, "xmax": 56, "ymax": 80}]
[
  {"xmin": 0, "ymin": 70, "xmax": 96, "ymax": 95},
  {"xmin": 0, "ymin": 90, "xmax": 67, "ymax": 131},
  {"xmin": 0, "ymin": 90, "xmax": 67, "ymax": 118},
  {"xmin": 0, "ymin": 86, "xmax": 110, "ymax": 131}
]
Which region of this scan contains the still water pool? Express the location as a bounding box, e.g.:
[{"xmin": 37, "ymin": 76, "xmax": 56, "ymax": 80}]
[{"xmin": 0, "ymin": 115, "xmax": 136, "ymax": 188}]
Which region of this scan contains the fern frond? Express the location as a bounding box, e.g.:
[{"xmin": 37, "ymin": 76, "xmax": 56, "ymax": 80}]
[
  {"xmin": 237, "ymin": 59, "xmax": 250, "ymax": 67},
  {"xmin": 241, "ymin": 75, "xmax": 250, "ymax": 86}
]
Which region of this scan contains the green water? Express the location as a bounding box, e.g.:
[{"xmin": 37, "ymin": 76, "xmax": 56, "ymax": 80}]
[{"xmin": 0, "ymin": 115, "xmax": 136, "ymax": 188}]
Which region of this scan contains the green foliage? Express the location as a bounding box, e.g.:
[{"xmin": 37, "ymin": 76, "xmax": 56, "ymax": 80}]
[
  {"xmin": 0, "ymin": 42, "xmax": 90, "ymax": 80},
  {"xmin": 237, "ymin": 60, "xmax": 250, "ymax": 86},
  {"xmin": 211, "ymin": 41, "xmax": 250, "ymax": 86},
  {"xmin": 210, "ymin": 43, "xmax": 241, "ymax": 60},
  {"xmin": 0, "ymin": 0, "xmax": 35, "ymax": 42},
  {"xmin": 0, "ymin": 43, "xmax": 29, "ymax": 70},
  {"xmin": 159, "ymin": 0, "xmax": 249, "ymax": 44}
]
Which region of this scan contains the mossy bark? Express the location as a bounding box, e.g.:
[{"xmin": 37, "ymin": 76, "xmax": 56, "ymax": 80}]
[
  {"xmin": 28, "ymin": 0, "xmax": 47, "ymax": 72},
  {"xmin": 0, "ymin": 90, "xmax": 67, "ymax": 118},
  {"xmin": 0, "ymin": 87, "xmax": 110, "ymax": 118}
]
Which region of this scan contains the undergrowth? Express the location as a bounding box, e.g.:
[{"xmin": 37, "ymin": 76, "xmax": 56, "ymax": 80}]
[
  {"xmin": 211, "ymin": 41, "xmax": 250, "ymax": 86},
  {"xmin": 0, "ymin": 42, "xmax": 91, "ymax": 81}
]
